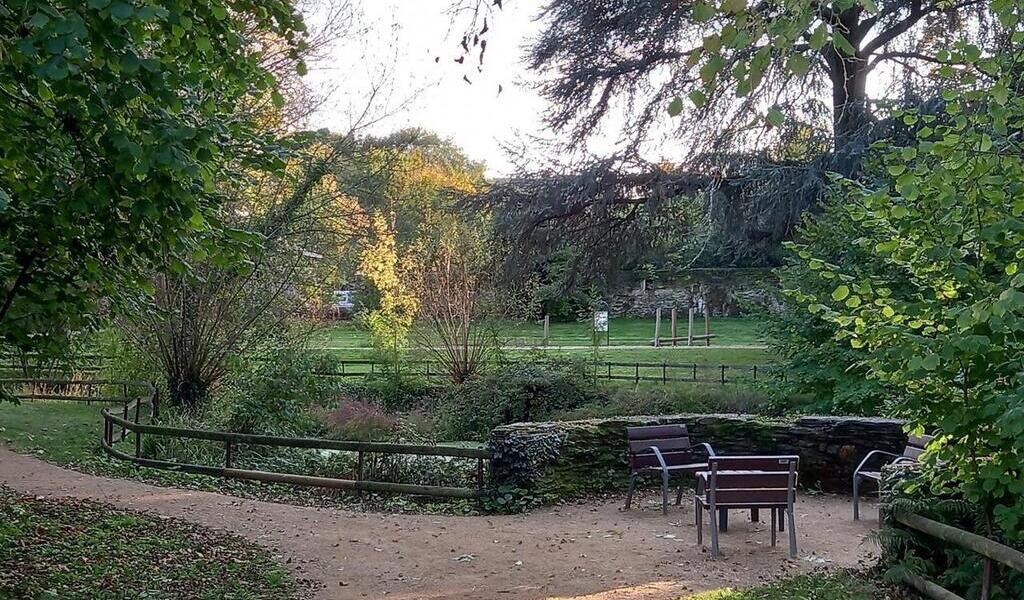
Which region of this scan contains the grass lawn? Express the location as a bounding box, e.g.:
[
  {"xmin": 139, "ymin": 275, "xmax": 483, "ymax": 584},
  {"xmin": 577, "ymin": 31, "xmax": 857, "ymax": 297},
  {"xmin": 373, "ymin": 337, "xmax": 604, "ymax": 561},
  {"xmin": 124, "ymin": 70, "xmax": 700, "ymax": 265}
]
[
  {"xmin": 0, "ymin": 487, "xmax": 305, "ymax": 599},
  {"xmin": 314, "ymin": 316, "xmax": 766, "ymax": 348},
  {"xmin": 686, "ymin": 572, "xmax": 899, "ymax": 600},
  {"xmin": 0, "ymin": 399, "xmax": 111, "ymax": 464}
]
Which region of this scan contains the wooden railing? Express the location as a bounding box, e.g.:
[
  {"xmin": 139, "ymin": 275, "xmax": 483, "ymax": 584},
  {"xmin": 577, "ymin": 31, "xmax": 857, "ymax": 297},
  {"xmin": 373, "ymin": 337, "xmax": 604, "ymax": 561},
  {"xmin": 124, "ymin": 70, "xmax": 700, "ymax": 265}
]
[
  {"xmin": 318, "ymin": 359, "xmax": 777, "ymax": 385},
  {"xmin": 2, "ymin": 378, "xmax": 490, "ymax": 500},
  {"xmin": 894, "ymin": 511, "xmax": 1024, "ymax": 600}
]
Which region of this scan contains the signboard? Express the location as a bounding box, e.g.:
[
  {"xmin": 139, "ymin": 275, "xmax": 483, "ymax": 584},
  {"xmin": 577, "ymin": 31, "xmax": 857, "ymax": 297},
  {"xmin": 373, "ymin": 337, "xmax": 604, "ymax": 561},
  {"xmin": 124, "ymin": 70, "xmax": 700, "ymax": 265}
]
[{"xmin": 593, "ymin": 311, "xmax": 609, "ymax": 332}]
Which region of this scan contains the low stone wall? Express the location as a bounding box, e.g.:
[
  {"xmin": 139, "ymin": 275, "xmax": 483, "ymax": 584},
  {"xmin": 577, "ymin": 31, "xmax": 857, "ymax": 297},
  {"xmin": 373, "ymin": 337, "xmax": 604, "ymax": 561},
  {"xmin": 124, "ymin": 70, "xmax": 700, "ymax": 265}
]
[{"xmin": 488, "ymin": 414, "xmax": 906, "ymax": 500}]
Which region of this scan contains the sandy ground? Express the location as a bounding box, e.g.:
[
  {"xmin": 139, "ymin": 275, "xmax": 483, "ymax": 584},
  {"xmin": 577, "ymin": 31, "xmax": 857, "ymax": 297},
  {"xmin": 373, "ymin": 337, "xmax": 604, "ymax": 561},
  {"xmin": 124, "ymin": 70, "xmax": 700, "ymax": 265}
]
[{"xmin": 0, "ymin": 448, "xmax": 879, "ymax": 600}]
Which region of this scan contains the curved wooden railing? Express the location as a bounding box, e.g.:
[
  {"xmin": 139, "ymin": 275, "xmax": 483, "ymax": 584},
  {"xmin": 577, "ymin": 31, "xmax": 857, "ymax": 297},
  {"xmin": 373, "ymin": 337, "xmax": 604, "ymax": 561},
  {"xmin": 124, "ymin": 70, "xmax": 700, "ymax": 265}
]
[
  {"xmin": 893, "ymin": 511, "xmax": 1024, "ymax": 600},
  {"xmin": 2, "ymin": 378, "xmax": 490, "ymax": 500}
]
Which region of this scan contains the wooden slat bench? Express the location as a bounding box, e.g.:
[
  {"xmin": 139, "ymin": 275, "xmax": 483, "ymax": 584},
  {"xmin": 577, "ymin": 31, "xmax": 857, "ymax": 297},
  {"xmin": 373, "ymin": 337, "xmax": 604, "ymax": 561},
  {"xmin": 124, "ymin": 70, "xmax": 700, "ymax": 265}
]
[
  {"xmin": 853, "ymin": 433, "xmax": 934, "ymax": 520},
  {"xmin": 625, "ymin": 424, "xmax": 716, "ymax": 515},
  {"xmin": 694, "ymin": 455, "xmax": 800, "ymax": 558}
]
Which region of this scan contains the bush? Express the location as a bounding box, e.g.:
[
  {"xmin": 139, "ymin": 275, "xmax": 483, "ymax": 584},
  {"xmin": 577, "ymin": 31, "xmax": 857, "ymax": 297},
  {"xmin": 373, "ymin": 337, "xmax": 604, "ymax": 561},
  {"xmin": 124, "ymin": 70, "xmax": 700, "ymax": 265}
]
[
  {"xmin": 551, "ymin": 383, "xmax": 773, "ymax": 420},
  {"xmin": 215, "ymin": 348, "xmax": 341, "ymax": 437},
  {"xmin": 323, "ymin": 399, "xmax": 399, "ymax": 441},
  {"xmin": 435, "ymin": 360, "xmax": 603, "ymax": 441},
  {"xmin": 880, "ymin": 468, "xmax": 1024, "ymax": 600}
]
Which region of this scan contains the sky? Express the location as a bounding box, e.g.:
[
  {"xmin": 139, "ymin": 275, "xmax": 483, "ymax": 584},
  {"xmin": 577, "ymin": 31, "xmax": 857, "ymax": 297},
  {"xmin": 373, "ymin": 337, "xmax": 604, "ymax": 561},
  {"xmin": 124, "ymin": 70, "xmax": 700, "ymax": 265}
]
[{"xmin": 305, "ymin": 0, "xmax": 551, "ymax": 176}]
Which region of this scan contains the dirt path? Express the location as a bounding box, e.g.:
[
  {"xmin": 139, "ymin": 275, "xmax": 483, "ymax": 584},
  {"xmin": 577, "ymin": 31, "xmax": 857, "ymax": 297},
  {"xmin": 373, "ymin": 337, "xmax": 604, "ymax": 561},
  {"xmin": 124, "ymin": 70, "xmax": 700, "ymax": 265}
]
[{"xmin": 0, "ymin": 448, "xmax": 878, "ymax": 600}]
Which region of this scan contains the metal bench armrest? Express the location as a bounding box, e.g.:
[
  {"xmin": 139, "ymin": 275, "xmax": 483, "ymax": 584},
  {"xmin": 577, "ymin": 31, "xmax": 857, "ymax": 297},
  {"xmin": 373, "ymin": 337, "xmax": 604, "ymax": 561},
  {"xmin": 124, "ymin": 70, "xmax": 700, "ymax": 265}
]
[
  {"xmin": 647, "ymin": 445, "xmax": 669, "ymax": 471},
  {"xmin": 854, "ymin": 450, "xmax": 900, "ymax": 476},
  {"xmin": 696, "ymin": 442, "xmax": 716, "ymax": 458}
]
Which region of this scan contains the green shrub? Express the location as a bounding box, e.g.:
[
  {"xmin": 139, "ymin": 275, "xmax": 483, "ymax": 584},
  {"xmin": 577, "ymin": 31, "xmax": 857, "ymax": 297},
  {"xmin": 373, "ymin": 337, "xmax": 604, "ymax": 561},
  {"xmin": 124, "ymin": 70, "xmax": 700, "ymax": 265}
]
[
  {"xmin": 435, "ymin": 360, "xmax": 603, "ymax": 441},
  {"xmin": 333, "ymin": 375, "xmax": 439, "ymax": 413},
  {"xmin": 879, "ymin": 468, "xmax": 1024, "ymax": 600},
  {"xmin": 215, "ymin": 348, "xmax": 340, "ymax": 437},
  {"xmin": 550, "ymin": 383, "xmax": 772, "ymax": 420}
]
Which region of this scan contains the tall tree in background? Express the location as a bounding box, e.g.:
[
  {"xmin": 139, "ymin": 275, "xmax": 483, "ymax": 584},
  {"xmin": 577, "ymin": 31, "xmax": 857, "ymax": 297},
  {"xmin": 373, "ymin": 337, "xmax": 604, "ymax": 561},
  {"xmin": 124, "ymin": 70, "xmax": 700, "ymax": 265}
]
[
  {"xmin": 527, "ymin": 0, "xmax": 1005, "ymax": 172},
  {"xmin": 467, "ymin": 0, "xmax": 1012, "ymax": 280},
  {"xmin": 0, "ymin": 1, "xmax": 306, "ymax": 355}
]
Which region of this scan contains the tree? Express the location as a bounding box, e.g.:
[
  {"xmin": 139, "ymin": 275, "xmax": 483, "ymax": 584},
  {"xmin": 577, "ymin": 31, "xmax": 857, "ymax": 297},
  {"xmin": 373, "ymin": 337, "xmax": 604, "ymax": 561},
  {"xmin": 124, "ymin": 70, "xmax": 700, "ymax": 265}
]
[
  {"xmin": 525, "ymin": 0, "xmax": 1005, "ymax": 172},
  {"xmin": 787, "ymin": 20, "xmax": 1024, "ymax": 539},
  {"xmin": 0, "ymin": 1, "xmax": 305, "ymax": 355},
  {"xmin": 413, "ymin": 217, "xmax": 498, "ymax": 383}
]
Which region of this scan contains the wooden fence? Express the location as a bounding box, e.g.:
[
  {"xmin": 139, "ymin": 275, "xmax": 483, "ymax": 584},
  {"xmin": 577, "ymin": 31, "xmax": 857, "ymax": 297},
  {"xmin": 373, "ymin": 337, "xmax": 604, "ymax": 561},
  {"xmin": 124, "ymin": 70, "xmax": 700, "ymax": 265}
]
[
  {"xmin": 2, "ymin": 378, "xmax": 491, "ymax": 500},
  {"xmin": 893, "ymin": 511, "xmax": 1024, "ymax": 600},
  {"xmin": 1, "ymin": 354, "xmax": 778, "ymax": 386},
  {"xmin": 317, "ymin": 359, "xmax": 777, "ymax": 385}
]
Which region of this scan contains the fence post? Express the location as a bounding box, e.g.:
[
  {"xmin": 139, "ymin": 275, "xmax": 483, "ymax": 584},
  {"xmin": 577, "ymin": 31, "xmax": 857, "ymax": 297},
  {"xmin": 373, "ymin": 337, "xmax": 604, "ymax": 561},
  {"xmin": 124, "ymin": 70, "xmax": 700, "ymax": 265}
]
[
  {"xmin": 687, "ymin": 308, "xmax": 695, "ymax": 346},
  {"xmin": 121, "ymin": 403, "xmax": 128, "ymax": 441},
  {"xmin": 224, "ymin": 440, "xmax": 233, "ymax": 469},
  {"xmin": 152, "ymin": 388, "xmax": 160, "ymax": 420},
  {"xmin": 635, "ymin": 362, "xmax": 640, "ymax": 383},
  {"xmin": 693, "ymin": 363, "xmax": 697, "ymax": 381},
  {"xmin": 720, "ymin": 365, "xmax": 726, "ymax": 385},
  {"xmin": 476, "ymin": 458, "xmax": 484, "ymax": 499},
  {"xmin": 653, "ymin": 308, "xmax": 661, "ymax": 347},
  {"xmin": 543, "ymin": 315, "xmax": 550, "ymax": 346},
  {"xmin": 607, "ymin": 362, "xmax": 611, "ymax": 380},
  {"xmin": 981, "ymin": 558, "xmax": 993, "ymax": 600},
  {"xmin": 662, "ymin": 362, "xmax": 667, "ymax": 383},
  {"xmin": 670, "ymin": 309, "xmax": 677, "ymax": 346},
  {"xmin": 356, "ymin": 450, "xmax": 364, "ymax": 497},
  {"xmin": 753, "ymin": 365, "xmax": 757, "ymax": 381}
]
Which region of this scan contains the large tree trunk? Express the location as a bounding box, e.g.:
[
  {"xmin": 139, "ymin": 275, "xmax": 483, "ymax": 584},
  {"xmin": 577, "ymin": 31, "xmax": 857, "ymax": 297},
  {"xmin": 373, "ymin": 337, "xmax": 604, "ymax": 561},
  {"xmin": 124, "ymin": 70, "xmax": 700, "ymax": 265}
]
[{"xmin": 828, "ymin": 7, "xmax": 874, "ymax": 178}]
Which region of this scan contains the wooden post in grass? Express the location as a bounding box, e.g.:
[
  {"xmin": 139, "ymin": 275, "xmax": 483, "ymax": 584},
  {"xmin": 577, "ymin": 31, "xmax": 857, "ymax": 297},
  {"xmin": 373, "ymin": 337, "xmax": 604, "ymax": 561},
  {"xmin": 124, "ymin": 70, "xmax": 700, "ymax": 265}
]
[
  {"xmin": 653, "ymin": 308, "xmax": 662, "ymax": 347},
  {"xmin": 543, "ymin": 315, "xmax": 550, "ymax": 346},
  {"xmin": 670, "ymin": 309, "xmax": 677, "ymax": 346},
  {"xmin": 687, "ymin": 308, "xmax": 695, "ymax": 346},
  {"xmin": 704, "ymin": 304, "xmax": 712, "ymax": 347}
]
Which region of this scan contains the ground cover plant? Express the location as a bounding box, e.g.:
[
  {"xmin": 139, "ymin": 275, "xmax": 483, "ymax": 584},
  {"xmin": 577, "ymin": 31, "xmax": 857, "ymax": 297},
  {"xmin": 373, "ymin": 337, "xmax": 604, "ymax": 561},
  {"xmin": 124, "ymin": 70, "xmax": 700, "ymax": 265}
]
[
  {"xmin": 686, "ymin": 572, "xmax": 901, "ymax": 600},
  {"xmin": 0, "ymin": 487, "xmax": 307, "ymax": 599}
]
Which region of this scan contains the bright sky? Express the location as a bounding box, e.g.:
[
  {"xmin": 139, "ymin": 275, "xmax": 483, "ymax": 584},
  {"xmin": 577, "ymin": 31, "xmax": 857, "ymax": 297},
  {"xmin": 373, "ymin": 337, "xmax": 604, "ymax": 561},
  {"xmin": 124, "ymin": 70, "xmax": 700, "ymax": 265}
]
[{"xmin": 305, "ymin": 0, "xmax": 550, "ymax": 176}]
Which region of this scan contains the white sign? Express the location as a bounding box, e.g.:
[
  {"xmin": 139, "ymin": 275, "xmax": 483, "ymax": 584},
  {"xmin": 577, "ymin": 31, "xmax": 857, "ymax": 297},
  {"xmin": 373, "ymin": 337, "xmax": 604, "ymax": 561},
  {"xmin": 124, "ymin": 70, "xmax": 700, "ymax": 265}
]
[{"xmin": 593, "ymin": 311, "xmax": 609, "ymax": 332}]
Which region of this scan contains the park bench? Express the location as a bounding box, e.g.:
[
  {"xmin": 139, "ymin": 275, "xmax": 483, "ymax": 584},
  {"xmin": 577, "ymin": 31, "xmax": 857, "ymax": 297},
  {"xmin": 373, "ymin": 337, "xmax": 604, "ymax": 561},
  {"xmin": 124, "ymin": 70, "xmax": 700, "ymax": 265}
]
[
  {"xmin": 853, "ymin": 433, "xmax": 934, "ymax": 520},
  {"xmin": 624, "ymin": 424, "xmax": 716, "ymax": 515},
  {"xmin": 694, "ymin": 455, "xmax": 800, "ymax": 558}
]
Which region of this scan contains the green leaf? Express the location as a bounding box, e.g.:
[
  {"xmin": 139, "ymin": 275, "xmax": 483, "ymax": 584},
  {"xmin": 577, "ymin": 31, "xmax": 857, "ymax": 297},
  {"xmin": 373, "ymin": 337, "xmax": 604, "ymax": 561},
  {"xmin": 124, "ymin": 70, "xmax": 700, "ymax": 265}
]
[
  {"xmin": 786, "ymin": 54, "xmax": 810, "ymax": 77},
  {"xmin": 766, "ymin": 108, "xmax": 785, "ymax": 128},
  {"xmin": 831, "ymin": 285, "xmax": 850, "ymax": 301},
  {"xmin": 809, "ymin": 24, "xmax": 827, "ymax": 50},
  {"xmin": 28, "ymin": 12, "xmax": 49, "ymax": 28},
  {"xmin": 692, "ymin": 3, "xmax": 715, "ymax": 22},
  {"xmin": 721, "ymin": 0, "xmax": 746, "ymax": 13},
  {"xmin": 109, "ymin": 2, "xmax": 133, "ymax": 20},
  {"xmin": 688, "ymin": 89, "xmax": 707, "ymax": 108},
  {"xmin": 832, "ymin": 32, "xmax": 856, "ymax": 56},
  {"xmin": 667, "ymin": 97, "xmax": 684, "ymax": 116}
]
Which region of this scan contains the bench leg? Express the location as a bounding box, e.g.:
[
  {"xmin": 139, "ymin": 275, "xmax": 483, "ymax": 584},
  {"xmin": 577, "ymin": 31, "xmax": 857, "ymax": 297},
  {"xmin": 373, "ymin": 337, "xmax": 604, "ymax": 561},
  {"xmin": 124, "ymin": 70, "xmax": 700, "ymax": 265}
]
[
  {"xmin": 718, "ymin": 508, "xmax": 728, "ymax": 532},
  {"xmin": 751, "ymin": 508, "xmax": 759, "ymax": 522},
  {"xmin": 777, "ymin": 507, "xmax": 784, "ymax": 531},
  {"xmin": 625, "ymin": 472, "xmax": 638, "ymax": 510},
  {"xmin": 661, "ymin": 469, "xmax": 670, "ymax": 516},
  {"xmin": 711, "ymin": 506, "xmax": 721, "ymax": 557},
  {"xmin": 852, "ymin": 474, "xmax": 860, "ymax": 520},
  {"xmin": 786, "ymin": 506, "xmax": 797, "ymax": 558},
  {"xmin": 695, "ymin": 498, "xmax": 703, "ymax": 546},
  {"xmin": 770, "ymin": 508, "xmax": 777, "ymax": 547}
]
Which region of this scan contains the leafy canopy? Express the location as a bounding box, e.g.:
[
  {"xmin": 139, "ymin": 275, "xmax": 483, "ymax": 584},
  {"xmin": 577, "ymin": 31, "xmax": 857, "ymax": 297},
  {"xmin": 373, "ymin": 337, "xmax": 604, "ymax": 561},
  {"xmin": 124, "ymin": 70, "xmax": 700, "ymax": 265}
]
[
  {"xmin": 786, "ymin": 5, "xmax": 1024, "ymax": 537},
  {"xmin": 0, "ymin": 0, "xmax": 306, "ymax": 353}
]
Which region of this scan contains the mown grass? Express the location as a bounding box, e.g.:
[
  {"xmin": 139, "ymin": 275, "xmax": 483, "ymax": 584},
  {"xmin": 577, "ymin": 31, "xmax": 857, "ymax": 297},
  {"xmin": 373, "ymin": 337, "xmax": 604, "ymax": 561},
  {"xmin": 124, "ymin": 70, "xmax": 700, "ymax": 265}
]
[
  {"xmin": 0, "ymin": 399, "xmax": 111, "ymax": 464},
  {"xmin": 314, "ymin": 316, "xmax": 767, "ymax": 348},
  {"xmin": 685, "ymin": 572, "xmax": 902, "ymax": 600},
  {"xmin": 0, "ymin": 487, "xmax": 307, "ymax": 599}
]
